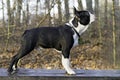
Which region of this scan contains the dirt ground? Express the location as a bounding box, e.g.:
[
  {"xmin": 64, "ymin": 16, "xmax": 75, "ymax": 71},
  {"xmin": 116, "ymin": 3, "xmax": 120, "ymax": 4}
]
[{"xmin": 0, "ymin": 42, "xmax": 114, "ymax": 70}]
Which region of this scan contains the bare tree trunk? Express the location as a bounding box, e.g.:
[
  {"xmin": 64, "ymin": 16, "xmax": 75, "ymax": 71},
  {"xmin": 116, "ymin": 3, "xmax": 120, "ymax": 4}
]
[
  {"xmin": 95, "ymin": 0, "xmax": 99, "ymax": 17},
  {"xmin": 36, "ymin": 0, "xmax": 40, "ymax": 25},
  {"xmin": 64, "ymin": 0, "xmax": 70, "ymax": 22},
  {"xmin": 36, "ymin": 0, "xmax": 39, "ymax": 17},
  {"xmin": 104, "ymin": 0, "xmax": 108, "ymax": 28},
  {"xmin": 7, "ymin": 0, "xmax": 11, "ymax": 25},
  {"xmin": 5, "ymin": 0, "xmax": 11, "ymax": 51},
  {"xmin": 11, "ymin": 0, "xmax": 17, "ymax": 27},
  {"xmin": 45, "ymin": 0, "xmax": 51, "ymax": 26},
  {"xmin": 11, "ymin": 0, "xmax": 17, "ymax": 34},
  {"xmin": 112, "ymin": 0, "xmax": 117, "ymax": 67},
  {"xmin": 114, "ymin": 0, "xmax": 119, "ymax": 30},
  {"xmin": 2, "ymin": 0, "xmax": 5, "ymax": 27},
  {"xmin": 57, "ymin": 0, "xmax": 62, "ymax": 24},
  {"xmin": 94, "ymin": 0, "xmax": 102, "ymax": 43},
  {"xmin": 26, "ymin": 0, "xmax": 29, "ymax": 27},
  {"xmin": 16, "ymin": 0, "xmax": 22, "ymax": 27},
  {"xmin": 86, "ymin": 0, "xmax": 93, "ymax": 13},
  {"xmin": 113, "ymin": 0, "xmax": 120, "ymax": 67},
  {"xmin": 22, "ymin": 10, "xmax": 25, "ymax": 26},
  {"xmin": 36, "ymin": 0, "xmax": 40, "ymax": 18},
  {"xmin": 116, "ymin": 3, "xmax": 120, "ymax": 67},
  {"xmin": 78, "ymin": 0, "xmax": 83, "ymax": 10},
  {"xmin": 10, "ymin": 0, "xmax": 16, "ymax": 25},
  {"xmin": 6, "ymin": 0, "xmax": 11, "ymax": 36}
]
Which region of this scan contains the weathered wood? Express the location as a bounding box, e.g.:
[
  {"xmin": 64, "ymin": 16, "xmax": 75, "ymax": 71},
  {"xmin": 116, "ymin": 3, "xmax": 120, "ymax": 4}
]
[{"xmin": 0, "ymin": 68, "xmax": 120, "ymax": 80}]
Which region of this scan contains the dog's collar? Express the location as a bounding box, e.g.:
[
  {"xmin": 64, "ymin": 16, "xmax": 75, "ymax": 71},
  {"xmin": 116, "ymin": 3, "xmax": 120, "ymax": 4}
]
[{"xmin": 66, "ymin": 23, "xmax": 80, "ymax": 38}]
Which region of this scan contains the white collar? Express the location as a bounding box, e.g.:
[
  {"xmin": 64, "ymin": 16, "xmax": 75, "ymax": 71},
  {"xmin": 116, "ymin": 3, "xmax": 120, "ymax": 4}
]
[
  {"xmin": 66, "ymin": 18, "xmax": 89, "ymax": 36},
  {"xmin": 66, "ymin": 22, "xmax": 80, "ymax": 38}
]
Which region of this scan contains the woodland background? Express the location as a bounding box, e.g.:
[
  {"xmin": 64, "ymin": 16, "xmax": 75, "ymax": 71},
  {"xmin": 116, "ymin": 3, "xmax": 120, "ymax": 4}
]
[{"xmin": 0, "ymin": 0, "xmax": 120, "ymax": 70}]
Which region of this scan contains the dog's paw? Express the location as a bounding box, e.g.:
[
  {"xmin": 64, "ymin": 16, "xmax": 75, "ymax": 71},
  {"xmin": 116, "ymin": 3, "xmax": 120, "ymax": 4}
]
[
  {"xmin": 67, "ymin": 69, "xmax": 76, "ymax": 75},
  {"xmin": 8, "ymin": 68, "xmax": 13, "ymax": 73},
  {"xmin": 9, "ymin": 70, "xmax": 17, "ymax": 75},
  {"xmin": 8, "ymin": 68, "xmax": 17, "ymax": 75}
]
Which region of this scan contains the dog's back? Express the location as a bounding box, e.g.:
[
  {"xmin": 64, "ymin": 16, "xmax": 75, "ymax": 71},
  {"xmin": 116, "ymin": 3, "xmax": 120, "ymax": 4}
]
[{"xmin": 22, "ymin": 25, "xmax": 73, "ymax": 50}]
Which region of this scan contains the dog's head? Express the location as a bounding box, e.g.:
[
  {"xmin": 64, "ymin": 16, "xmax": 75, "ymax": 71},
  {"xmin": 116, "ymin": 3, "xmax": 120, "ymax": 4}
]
[{"xmin": 72, "ymin": 7, "xmax": 95, "ymax": 27}]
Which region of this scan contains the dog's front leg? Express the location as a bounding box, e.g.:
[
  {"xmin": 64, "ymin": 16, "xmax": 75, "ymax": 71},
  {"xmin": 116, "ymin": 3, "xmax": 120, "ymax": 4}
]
[{"xmin": 62, "ymin": 55, "xmax": 76, "ymax": 75}]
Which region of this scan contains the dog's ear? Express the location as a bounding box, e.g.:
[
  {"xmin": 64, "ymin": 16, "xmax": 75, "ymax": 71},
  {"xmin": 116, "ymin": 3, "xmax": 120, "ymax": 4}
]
[{"xmin": 74, "ymin": 7, "xmax": 79, "ymax": 17}]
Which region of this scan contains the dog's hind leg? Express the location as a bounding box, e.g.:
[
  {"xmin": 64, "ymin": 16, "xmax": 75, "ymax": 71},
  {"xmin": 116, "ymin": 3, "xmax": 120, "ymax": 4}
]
[{"xmin": 8, "ymin": 38, "xmax": 35, "ymax": 74}]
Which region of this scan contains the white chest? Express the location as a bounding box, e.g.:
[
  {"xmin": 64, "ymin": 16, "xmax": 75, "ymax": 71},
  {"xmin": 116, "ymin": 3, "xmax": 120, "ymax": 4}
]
[
  {"xmin": 72, "ymin": 34, "xmax": 79, "ymax": 47},
  {"xmin": 72, "ymin": 25, "xmax": 89, "ymax": 48},
  {"xmin": 76, "ymin": 23, "xmax": 89, "ymax": 35}
]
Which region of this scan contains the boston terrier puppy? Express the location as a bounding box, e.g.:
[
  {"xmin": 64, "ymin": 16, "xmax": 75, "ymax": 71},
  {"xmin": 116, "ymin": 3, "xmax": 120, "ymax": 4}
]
[{"xmin": 8, "ymin": 7, "xmax": 95, "ymax": 75}]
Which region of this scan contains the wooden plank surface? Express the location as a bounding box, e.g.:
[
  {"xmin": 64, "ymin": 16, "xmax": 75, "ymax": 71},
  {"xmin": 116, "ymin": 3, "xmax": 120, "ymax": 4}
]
[{"xmin": 0, "ymin": 68, "xmax": 120, "ymax": 80}]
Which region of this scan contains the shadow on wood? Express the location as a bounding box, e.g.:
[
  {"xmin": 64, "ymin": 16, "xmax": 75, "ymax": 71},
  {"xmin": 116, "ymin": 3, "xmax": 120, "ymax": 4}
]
[{"xmin": 0, "ymin": 68, "xmax": 120, "ymax": 80}]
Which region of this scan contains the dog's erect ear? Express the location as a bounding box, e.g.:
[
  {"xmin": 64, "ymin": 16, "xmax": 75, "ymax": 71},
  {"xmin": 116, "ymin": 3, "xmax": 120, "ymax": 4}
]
[{"xmin": 74, "ymin": 7, "xmax": 79, "ymax": 16}]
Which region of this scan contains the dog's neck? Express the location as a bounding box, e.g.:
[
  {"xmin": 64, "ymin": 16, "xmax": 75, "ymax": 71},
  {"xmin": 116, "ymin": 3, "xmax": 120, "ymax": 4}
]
[{"xmin": 66, "ymin": 18, "xmax": 89, "ymax": 36}]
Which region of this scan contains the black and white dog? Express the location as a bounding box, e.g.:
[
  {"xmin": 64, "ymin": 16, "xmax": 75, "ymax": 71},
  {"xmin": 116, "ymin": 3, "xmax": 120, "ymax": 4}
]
[{"xmin": 8, "ymin": 7, "xmax": 95, "ymax": 75}]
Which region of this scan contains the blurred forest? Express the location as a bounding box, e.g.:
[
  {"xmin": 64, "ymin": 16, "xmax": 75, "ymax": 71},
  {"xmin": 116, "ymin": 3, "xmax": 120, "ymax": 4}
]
[{"xmin": 0, "ymin": 0, "xmax": 120, "ymax": 70}]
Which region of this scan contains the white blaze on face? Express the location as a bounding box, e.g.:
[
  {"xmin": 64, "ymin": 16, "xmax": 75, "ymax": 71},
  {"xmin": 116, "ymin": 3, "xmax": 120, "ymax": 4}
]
[{"xmin": 61, "ymin": 55, "xmax": 76, "ymax": 74}]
